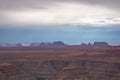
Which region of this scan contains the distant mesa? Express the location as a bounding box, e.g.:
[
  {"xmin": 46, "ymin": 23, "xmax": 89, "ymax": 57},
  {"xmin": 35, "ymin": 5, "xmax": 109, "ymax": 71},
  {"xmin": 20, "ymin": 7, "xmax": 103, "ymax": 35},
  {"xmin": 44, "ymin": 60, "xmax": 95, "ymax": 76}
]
[
  {"xmin": 81, "ymin": 42, "xmax": 109, "ymax": 47},
  {"xmin": 31, "ymin": 41, "xmax": 65, "ymax": 47},
  {"xmin": 0, "ymin": 41, "xmax": 110, "ymax": 47},
  {"xmin": 0, "ymin": 41, "xmax": 66, "ymax": 47},
  {"xmin": 52, "ymin": 41, "xmax": 65, "ymax": 46},
  {"xmin": 93, "ymin": 42, "xmax": 109, "ymax": 47}
]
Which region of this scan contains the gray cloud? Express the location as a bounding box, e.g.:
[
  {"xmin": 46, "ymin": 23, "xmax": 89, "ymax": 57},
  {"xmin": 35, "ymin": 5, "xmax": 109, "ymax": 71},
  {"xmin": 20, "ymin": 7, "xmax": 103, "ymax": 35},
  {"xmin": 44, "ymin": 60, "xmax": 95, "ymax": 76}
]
[
  {"xmin": 58, "ymin": 0, "xmax": 120, "ymax": 12},
  {"xmin": 74, "ymin": 0, "xmax": 120, "ymax": 11},
  {"xmin": 0, "ymin": 0, "xmax": 120, "ymax": 26},
  {"xmin": 0, "ymin": 0, "xmax": 55, "ymax": 11},
  {"xmin": 0, "ymin": 0, "xmax": 120, "ymax": 11}
]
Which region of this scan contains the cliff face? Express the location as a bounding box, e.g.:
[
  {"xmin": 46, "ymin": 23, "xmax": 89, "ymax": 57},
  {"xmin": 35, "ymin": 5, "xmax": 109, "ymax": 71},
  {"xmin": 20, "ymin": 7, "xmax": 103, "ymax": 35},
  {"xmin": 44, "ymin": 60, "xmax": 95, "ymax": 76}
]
[
  {"xmin": 0, "ymin": 63, "xmax": 27, "ymax": 80},
  {"xmin": 52, "ymin": 60, "xmax": 120, "ymax": 80},
  {"xmin": 0, "ymin": 60, "xmax": 120, "ymax": 80}
]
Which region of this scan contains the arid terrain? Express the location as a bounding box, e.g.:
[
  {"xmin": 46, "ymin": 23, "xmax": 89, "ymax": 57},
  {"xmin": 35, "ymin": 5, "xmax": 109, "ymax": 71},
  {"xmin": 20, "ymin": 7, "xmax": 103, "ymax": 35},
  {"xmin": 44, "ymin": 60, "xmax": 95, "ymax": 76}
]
[{"xmin": 0, "ymin": 46, "xmax": 120, "ymax": 80}]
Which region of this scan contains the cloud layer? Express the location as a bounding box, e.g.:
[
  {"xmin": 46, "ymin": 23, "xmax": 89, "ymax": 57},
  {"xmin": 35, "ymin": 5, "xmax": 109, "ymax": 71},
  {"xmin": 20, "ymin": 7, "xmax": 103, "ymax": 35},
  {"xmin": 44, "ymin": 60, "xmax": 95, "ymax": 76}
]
[
  {"xmin": 0, "ymin": 0, "xmax": 120, "ymax": 45},
  {"xmin": 0, "ymin": 0, "xmax": 120, "ymax": 27},
  {"xmin": 0, "ymin": 0, "xmax": 120, "ymax": 11}
]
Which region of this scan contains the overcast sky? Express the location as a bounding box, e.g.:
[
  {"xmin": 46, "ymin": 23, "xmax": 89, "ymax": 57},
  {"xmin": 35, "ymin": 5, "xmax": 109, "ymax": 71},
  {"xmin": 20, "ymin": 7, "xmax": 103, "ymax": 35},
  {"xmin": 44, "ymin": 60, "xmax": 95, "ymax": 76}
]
[{"xmin": 0, "ymin": 0, "xmax": 120, "ymax": 45}]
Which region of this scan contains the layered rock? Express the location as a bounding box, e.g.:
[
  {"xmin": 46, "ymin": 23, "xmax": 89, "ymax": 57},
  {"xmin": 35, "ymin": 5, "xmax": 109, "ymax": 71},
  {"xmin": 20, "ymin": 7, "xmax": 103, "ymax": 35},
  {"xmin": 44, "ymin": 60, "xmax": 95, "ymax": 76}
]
[
  {"xmin": 52, "ymin": 60, "xmax": 120, "ymax": 80},
  {"xmin": 0, "ymin": 60, "xmax": 120, "ymax": 80},
  {"xmin": 0, "ymin": 63, "xmax": 26, "ymax": 80}
]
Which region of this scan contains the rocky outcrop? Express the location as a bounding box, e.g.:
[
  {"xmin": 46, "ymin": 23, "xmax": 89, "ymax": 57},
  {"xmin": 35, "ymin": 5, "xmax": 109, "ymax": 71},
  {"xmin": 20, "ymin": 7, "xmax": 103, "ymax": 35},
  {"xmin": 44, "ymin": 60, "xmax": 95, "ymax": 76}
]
[
  {"xmin": 52, "ymin": 60, "xmax": 120, "ymax": 80},
  {"xmin": 0, "ymin": 60, "xmax": 120, "ymax": 80},
  {"xmin": 0, "ymin": 63, "xmax": 28, "ymax": 80}
]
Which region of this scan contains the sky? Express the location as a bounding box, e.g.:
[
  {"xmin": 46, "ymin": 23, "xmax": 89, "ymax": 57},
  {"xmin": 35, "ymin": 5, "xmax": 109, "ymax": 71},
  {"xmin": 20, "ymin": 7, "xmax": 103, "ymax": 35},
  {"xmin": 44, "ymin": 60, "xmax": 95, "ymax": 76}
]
[{"xmin": 0, "ymin": 0, "xmax": 120, "ymax": 45}]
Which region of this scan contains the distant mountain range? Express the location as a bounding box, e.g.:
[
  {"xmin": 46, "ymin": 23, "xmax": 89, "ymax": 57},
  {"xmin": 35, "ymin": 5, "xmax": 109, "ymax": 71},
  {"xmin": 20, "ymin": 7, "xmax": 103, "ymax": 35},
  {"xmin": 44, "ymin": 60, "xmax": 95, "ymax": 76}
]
[{"xmin": 0, "ymin": 41, "xmax": 110, "ymax": 47}]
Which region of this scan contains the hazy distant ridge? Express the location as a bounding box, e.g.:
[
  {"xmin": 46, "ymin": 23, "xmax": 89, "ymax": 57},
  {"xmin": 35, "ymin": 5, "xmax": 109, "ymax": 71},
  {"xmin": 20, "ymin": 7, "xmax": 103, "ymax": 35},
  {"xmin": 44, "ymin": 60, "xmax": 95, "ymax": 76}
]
[{"xmin": 0, "ymin": 41, "xmax": 110, "ymax": 47}]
